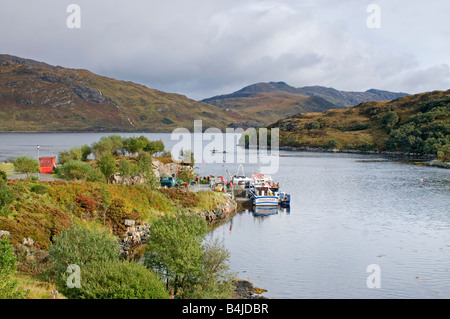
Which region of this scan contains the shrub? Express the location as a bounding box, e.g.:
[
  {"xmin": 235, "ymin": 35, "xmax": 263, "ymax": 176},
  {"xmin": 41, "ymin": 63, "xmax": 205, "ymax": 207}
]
[
  {"xmin": 0, "ymin": 235, "xmax": 29, "ymax": 299},
  {"xmin": 305, "ymin": 121, "xmax": 322, "ymax": 130},
  {"xmin": 349, "ymin": 122, "xmax": 369, "ymax": 131},
  {"xmin": 30, "ymin": 184, "xmax": 48, "ymax": 195},
  {"xmin": 80, "ymin": 145, "xmax": 92, "ymax": 162},
  {"xmin": 97, "ymin": 152, "xmax": 117, "ymax": 183},
  {"xmin": 323, "ymin": 139, "xmax": 340, "ymax": 149},
  {"xmin": 380, "ymin": 111, "xmax": 399, "ymax": 132},
  {"xmin": 0, "ymin": 169, "xmax": 6, "ymax": 181},
  {"xmin": 92, "ymin": 135, "xmax": 123, "ymax": 158},
  {"xmin": 13, "ymin": 156, "xmax": 40, "ymax": 179},
  {"xmin": 58, "ymin": 160, "xmax": 102, "ymax": 182},
  {"xmin": 122, "ymin": 136, "xmax": 146, "ymax": 156},
  {"xmin": 48, "ymin": 224, "xmax": 120, "ymax": 290},
  {"xmin": 0, "ymin": 180, "xmax": 15, "ymax": 216},
  {"xmin": 105, "ymin": 198, "xmax": 140, "ymax": 237},
  {"xmin": 62, "ymin": 259, "xmax": 169, "ymax": 299},
  {"xmin": 145, "ymin": 213, "xmax": 208, "ymax": 297},
  {"xmin": 183, "ymin": 239, "xmax": 235, "ymax": 299},
  {"xmin": 58, "ymin": 147, "xmax": 82, "ymax": 165}
]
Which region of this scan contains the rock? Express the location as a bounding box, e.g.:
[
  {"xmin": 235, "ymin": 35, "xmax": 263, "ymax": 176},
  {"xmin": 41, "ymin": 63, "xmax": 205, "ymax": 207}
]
[
  {"xmin": 124, "ymin": 219, "xmax": 135, "ymax": 227},
  {"xmin": 233, "ymin": 280, "xmax": 269, "ymax": 299},
  {"xmin": 23, "ymin": 237, "xmax": 34, "ymax": 247}
]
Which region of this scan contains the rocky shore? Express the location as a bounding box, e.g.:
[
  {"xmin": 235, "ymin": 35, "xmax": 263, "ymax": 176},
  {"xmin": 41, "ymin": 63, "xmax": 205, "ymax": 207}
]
[
  {"xmin": 118, "ymin": 195, "xmax": 238, "ymax": 258},
  {"xmin": 279, "ymin": 146, "xmax": 449, "ymax": 169},
  {"xmin": 232, "ymin": 280, "xmax": 269, "ymax": 299},
  {"xmin": 279, "ymin": 145, "xmax": 436, "ymax": 158}
]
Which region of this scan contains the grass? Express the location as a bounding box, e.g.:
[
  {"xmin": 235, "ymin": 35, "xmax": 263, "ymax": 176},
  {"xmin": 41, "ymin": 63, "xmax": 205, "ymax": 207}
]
[
  {"xmin": 193, "ymin": 190, "xmax": 229, "ymax": 211},
  {"xmin": 0, "ymin": 162, "xmax": 15, "ymax": 175},
  {"xmin": 15, "ymin": 273, "xmax": 65, "ymax": 299}
]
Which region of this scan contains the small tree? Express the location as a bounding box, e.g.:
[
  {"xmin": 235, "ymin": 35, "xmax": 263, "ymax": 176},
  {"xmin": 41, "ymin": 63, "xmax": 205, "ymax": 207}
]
[
  {"xmin": 97, "ymin": 153, "xmax": 116, "ymax": 183},
  {"xmin": 80, "ymin": 144, "xmax": 92, "ymax": 162},
  {"xmin": 136, "ymin": 152, "xmax": 158, "ymax": 188},
  {"xmin": 184, "ymin": 238, "xmax": 235, "ymax": 299},
  {"xmin": 98, "ymin": 184, "xmax": 112, "ymax": 226},
  {"xmin": 58, "ymin": 147, "xmax": 82, "ymax": 165},
  {"xmin": 122, "ymin": 137, "xmax": 146, "ymax": 156},
  {"xmin": 145, "ymin": 213, "xmax": 208, "ymax": 297},
  {"xmin": 13, "ymin": 156, "xmax": 40, "ymax": 179},
  {"xmin": 0, "ymin": 235, "xmax": 29, "ymax": 299}
]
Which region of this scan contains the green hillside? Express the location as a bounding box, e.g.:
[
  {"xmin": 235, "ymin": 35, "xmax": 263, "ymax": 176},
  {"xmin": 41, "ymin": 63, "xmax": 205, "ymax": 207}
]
[
  {"xmin": 0, "ymin": 54, "xmax": 243, "ymax": 132},
  {"xmin": 269, "ymin": 89, "xmax": 450, "ymax": 160}
]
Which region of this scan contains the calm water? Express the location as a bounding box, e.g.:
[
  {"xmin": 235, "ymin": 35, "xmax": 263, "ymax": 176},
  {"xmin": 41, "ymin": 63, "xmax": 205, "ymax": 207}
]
[{"xmin": 1, "ymin": 132, "xmax": 449, "ymax": 299}]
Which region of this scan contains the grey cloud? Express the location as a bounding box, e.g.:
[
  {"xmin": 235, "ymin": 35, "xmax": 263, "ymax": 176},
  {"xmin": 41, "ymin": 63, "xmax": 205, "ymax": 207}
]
[{"xmin": 1, "ymin": 0, "xmax": 449, "ymax": 99}]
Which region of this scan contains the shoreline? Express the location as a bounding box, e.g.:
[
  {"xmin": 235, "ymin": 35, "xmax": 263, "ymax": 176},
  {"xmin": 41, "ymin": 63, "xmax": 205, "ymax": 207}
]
[{"xmin": 278, "ymin": 146, "xmax": 449, "ymax": 169}]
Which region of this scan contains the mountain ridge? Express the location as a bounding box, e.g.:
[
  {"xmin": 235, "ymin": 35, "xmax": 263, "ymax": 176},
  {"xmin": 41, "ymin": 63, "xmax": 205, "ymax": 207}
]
[
  {"xmin": 0, "ymin": 54, "xmax": 242, "ymax": 132},
  {"xmin": 202, "ymin": 81, "xmax": 409, "ymax": 107}
]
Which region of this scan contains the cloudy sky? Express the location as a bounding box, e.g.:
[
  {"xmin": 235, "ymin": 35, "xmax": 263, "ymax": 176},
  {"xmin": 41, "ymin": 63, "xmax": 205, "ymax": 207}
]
[{"xmin": 1, "ymin": 0, "xmax": 450, "ymax": 100}]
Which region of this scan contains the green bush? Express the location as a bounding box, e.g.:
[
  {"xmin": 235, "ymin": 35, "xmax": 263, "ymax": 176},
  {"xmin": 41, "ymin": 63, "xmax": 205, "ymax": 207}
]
[
  {"xmin": 349, "ymin": 122, "xmax": 369, "ymax": 131},
  {"xmin": 63, "ymin": 260, "xmax": 169, "ymax": 299},
  {"xmin": 97, "ymin": 153, "xmax": 117, "ymax": 183},
  {"xmin": 49, "ymin": 224, "xmax": 168, "ymax": 299},
  {"xmin": 145, "ymin": 213, "xmax": 234, "ymax": 298},
  {"xmin": 80, "ymin": 145, "xmax": 92, "ymax": 162},
  {"xmin": 58, "ymin": 147, "xmax": 82, "ymax": 165},
  {"xmin": 0, "ymin": 170, "xmax": 6, "ymax": 181},
  {"xmin": 48, "ymin": 224, "xmax": 120, "ymax": 281},
  {"xmin": 145, "ymin": 213, "xmax": 207, "ymax": 296},
  {"xmin": 305, "ymin": 121, "xmax": 322, "ymax": 130},
  {"xmin": 13, "ymin": 156, "xmax": 40, "ymax": 179},
  {"xmin": 0, "ymin": 235, "xmax": 29, "ymax": 299},
  {"xmin": 92, "ymin": 135, "xmax": 123, "ymax": 158},
  {"xmin": 323, "ymin": 139, "xmax": 340, "ymax": 149},
  {"xmin": 380, "ymin": 111, "xmax": 399, "ymax": 132},
  {"xmin": 30, "ymin": 184, "xmax": 48, "ymax": 195},
  {"xmin": 0, "ymin": 180, "xmax": 15, "ymax": 216},
  {"xmin": 58, "ymin": 160, "xmax": 102, "ymax": 182},
  {"xmin": 183, "ymin": 239, "xmax": 235, "ymax": 299}
]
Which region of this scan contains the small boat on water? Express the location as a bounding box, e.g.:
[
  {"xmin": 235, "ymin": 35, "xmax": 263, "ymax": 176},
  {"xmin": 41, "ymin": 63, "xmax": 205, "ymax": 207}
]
[
  {"xmin": 278, "ymin": 191, "xmax": 291, "ymax": 207},
  {"xmin": 249, "ymin": 174, "xmax": 279, "ymax": 206},
  {"xmin": 211, "ymin": 147, "xmax": 227, "ymax": 154}
]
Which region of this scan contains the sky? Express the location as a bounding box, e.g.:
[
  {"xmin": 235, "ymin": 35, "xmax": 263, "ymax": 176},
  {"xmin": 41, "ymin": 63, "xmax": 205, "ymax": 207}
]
[{"xmin": 1, "ymin": 0, "xmax": 450, "ymax": 100}]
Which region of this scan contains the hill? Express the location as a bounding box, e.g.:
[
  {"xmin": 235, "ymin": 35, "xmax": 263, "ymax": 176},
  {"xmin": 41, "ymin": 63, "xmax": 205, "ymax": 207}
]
[
  {"xmin": 202, "ymin": 81, "xmax": 409, "ymax": 127},
  {"xmin": 0, "ymin": 54, "xmax": 243, "ymax": 132},
  {"xmin": 202, "ymin": 82, "xmax": 343, "ymax": 127},
  {"xmin": 299, "ymin": 86, "xmax": 409, "ymax": 107},
  {"xmin": 268, "ymin": 89, "xmax": 450, "ymax": 159}
]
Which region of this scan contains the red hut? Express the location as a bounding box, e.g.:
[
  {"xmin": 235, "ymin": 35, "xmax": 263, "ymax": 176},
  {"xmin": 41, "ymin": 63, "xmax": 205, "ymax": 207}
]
[{"xmin": 39, "ymin": 157, "xmax": 56, "ymax": 174}]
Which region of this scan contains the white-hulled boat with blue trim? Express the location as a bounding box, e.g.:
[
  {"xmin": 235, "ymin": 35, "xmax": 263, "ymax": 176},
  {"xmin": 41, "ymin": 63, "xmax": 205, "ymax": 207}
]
[{"xmin": 248, "ymin": 174, "xmax": 280, "ymax": 206}]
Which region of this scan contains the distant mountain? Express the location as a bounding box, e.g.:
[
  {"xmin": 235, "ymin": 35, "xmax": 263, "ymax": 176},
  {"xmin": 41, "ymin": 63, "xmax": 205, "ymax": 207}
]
[
  {"xmin": 202, "ymin": 82, "xmax": 409, "ymax": 121},
  {"xmin": 0, "ymin": 54, "xmax": 242, "ymax": 132},
  {"xmin": 299, "ymin": 86, "xmax": 409, "ymax": 107},
  {"xmin": 202, "ymin": 82, "xmax": 343, "ymax": 127}
]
